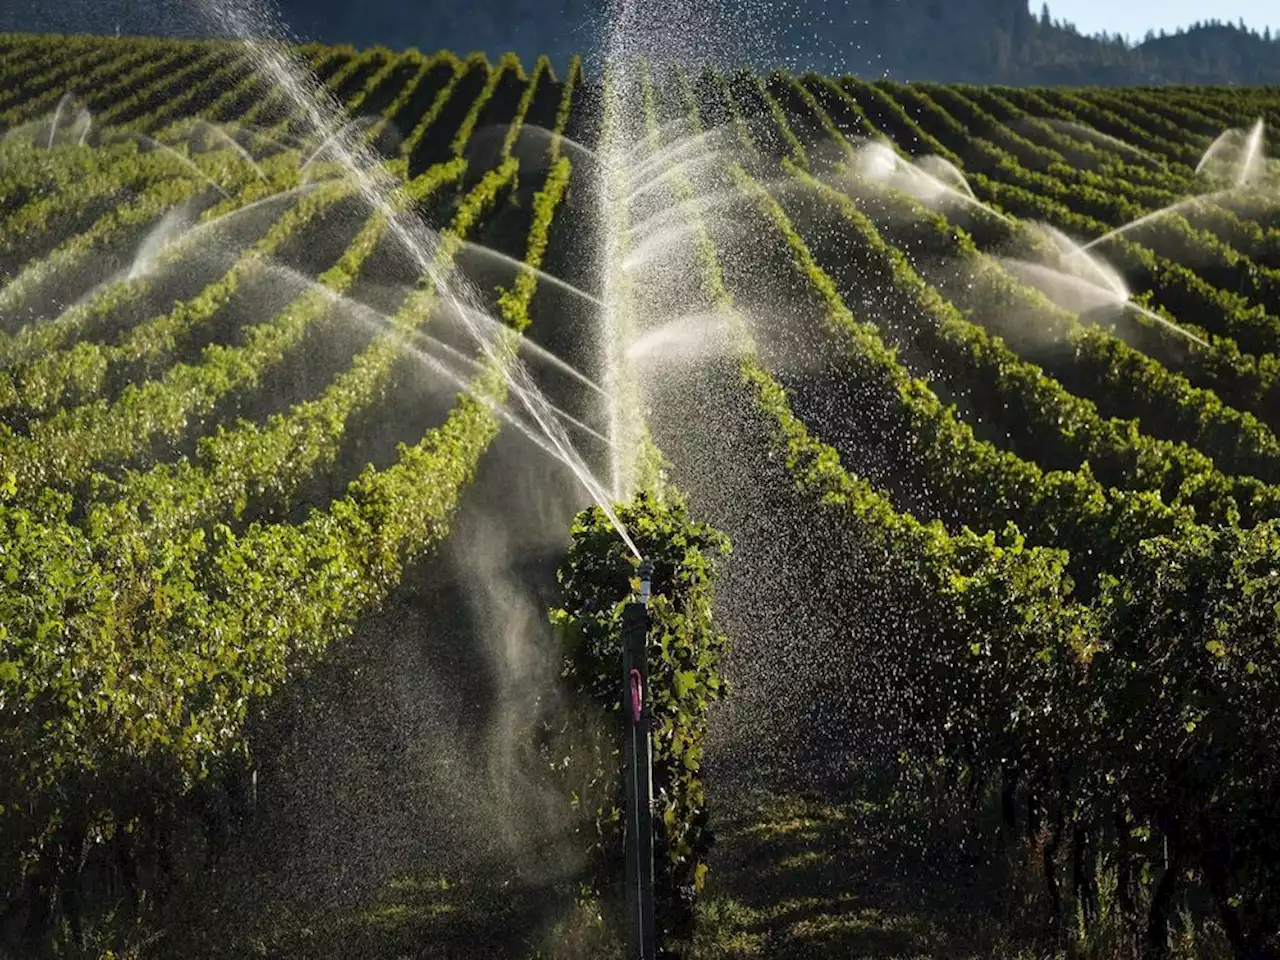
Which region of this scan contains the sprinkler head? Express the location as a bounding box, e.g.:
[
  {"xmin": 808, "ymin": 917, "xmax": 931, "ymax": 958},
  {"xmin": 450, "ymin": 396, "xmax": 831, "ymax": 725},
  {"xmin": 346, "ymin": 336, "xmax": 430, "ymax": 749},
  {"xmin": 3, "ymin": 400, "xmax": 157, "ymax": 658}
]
[{"xmin": 638, "ymin": 559, "xmax": 654, "ymax": 606}]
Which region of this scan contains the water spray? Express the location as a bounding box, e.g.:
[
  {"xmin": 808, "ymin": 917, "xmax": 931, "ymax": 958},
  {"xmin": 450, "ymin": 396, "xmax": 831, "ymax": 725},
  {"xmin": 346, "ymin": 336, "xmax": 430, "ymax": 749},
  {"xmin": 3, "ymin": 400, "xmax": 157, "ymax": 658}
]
[{"xmin": 622, "ymin": 558, "xmax": 656, "ymax": 959}]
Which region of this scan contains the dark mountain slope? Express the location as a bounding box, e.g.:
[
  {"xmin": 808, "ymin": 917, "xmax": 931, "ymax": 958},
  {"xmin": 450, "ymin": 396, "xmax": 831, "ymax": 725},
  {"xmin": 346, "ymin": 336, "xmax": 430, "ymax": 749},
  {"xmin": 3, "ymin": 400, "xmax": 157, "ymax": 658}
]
[{"xmin": 3, "ymin": 0, "xmax": 1280, "ymax": 84}]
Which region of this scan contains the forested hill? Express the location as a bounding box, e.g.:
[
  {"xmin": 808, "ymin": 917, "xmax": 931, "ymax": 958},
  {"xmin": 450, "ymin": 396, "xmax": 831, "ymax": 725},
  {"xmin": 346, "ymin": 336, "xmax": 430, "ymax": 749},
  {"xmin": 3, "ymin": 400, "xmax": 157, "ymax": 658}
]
[{"xmin": 4, "ymin": 0, "xmax": 1280, "ymax": 84}]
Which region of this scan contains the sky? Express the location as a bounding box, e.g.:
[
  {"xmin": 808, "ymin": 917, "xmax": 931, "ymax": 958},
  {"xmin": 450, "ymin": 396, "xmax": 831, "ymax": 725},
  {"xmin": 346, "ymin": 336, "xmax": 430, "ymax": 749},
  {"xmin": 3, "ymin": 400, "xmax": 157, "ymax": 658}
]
[{"xmin": 1036, "ymin": 0, "xmax": 1280, "ymax": 41}]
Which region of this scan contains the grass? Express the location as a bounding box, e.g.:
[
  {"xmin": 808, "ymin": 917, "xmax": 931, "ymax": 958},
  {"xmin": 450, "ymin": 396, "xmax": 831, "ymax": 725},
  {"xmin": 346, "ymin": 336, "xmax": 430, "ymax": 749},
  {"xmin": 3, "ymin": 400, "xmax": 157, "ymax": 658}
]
[
  {"xmin": 689, "ymin": 778, "xmax": 1234, "ymax": 960},
  {"xmin": 691, "ymin": 788, "xmax": 1032, "ymax": 959}
]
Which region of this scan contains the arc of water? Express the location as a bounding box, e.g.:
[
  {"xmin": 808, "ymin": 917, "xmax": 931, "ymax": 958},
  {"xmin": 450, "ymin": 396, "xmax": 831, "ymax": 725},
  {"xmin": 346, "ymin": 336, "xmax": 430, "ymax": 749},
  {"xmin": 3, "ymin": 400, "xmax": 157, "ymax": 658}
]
[
  {"xmin": 1072, "ymin": 189, "xmax": 1238, "ymax": 256},
  {"xmin": 618, "ymin": 149, "xmax": 724, "ymax": 206},
  {"xmin": 193, "ymin": 120, "xmax": 268, "ymax": 181},
  {"xmin": 1045, "ymin": 117, "xmax": 1159, "ymax": 166},
  {"xmin": 628, "ymin": 187, "xmax": 739, "ymax": 242},
  {"xmin": 47, "ymin": 93, "xmax": 71, "ymax": 150},
  {"xmin": 1196, "ymin": 120, "xmax": 1268, "ymax": 187},
  {"xmin": 852, "ymin": 144, "xmax": 1013, "ymax": 224},
  {"xmin": 210, "ymin": 17, "xmax": 639, "ymax": 556},
  {"xmin": 1124, "ymin": 301, "xmax": 1209, "ymax": 348},
  {"xmin": 455, "ymin": 241, "xmax": 605, "ymax": 310},
  {"xmin": 1238, "ymin": 119, "xmax": 1265, "ymax": 189},
  {"xmin": 504, "ymin": 122, "xmax": 604, "ymax": 170},
  {"xmin": 439, "ymin": 302, "xmax": 611, "ymax": 397},
  {"xmin": 299, "ymin": 117, "xmax": 380, "ymax": 176},
  {"xmin": 915, "ymin": 155, "xmax": 976, "ymax": 199},
  {"xmin": 1030, "ymin": 223, "xmax": 1127, "ymax": 299},
  {"xmin": 129, "ymin": 133, "xmax": 230, "ymax": 198},
  {"xmin": 624, "ymin": 311, "xmax": 735, "ymax": 364},
  {"xmin": 337, "ymin": 296, "xmax": 617, "ymax": 448},
  {"xmin": 903, "ymin": 163, "xmax": 1012, "ymax": 222},
  {"xmin": 1003, "ymin": 256, "xmax": 1208, "ymax": 348},
  {"xmin": 408, "ymin": 330, "xmax": 615, "ymax": 445},
  {"xmin": 505, "ymin": 336, "xmax": 637, "ymax": 549},
  {"xmin": 1195, "ymin": 131, "xmax": 1232, "ymax": 176},
  {"xmin": 1003, "ymin": 257, "xmax": 1121, "ymax": 310},
  {"xmin": 628, "ymin": 128, "xmax": 726, "ymax": 185},
  {"xmin": 134, "ymin": 182, "xmax": 321, "ymax": 274},
  {"xmin": 622, "ymin": 221, "xmax": 705, "ymax": 273}
]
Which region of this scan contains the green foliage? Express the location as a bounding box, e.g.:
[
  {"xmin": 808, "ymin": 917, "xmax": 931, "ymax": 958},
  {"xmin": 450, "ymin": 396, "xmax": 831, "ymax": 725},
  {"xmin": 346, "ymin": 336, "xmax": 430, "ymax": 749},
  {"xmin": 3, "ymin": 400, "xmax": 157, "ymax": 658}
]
[
  {"xmin": 546, "ymin": 491, "xmax": 730, "ymax": 951},
  {"xmin": 668, "ymin": 62, "xmax": 1280, "ymax": 952},
  {"xmin": 1086, "ymin": 523, "xmax": 1280, "ymax": 953},
  {"xmin": 3, "ymin": 32, "xmax": 1280, "ymax": 955},
  {"xmin": 0, "ymin": 50, "xmax": 583, "ymax": 945}
]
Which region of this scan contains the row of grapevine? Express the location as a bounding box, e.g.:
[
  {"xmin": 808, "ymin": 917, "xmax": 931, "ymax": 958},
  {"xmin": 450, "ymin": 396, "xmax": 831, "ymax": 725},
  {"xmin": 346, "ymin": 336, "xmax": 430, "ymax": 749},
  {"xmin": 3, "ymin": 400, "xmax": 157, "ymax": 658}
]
[
  {"xmin": 0, "ymin": 168, "xmax": 352, "ymax": 415},
  {"xmin": 0, "ymin": 39, "xmax": 121, "ymax": 116},
  {"xmin": 661, "ymin": 60, "xmax": 1280, "ymax": 952},
  {"xmin": 0, "ymin": 150, "xmax": 305, "ymax": 369},
  {"xmin": 3, "ymin": 32, "xmax": 1280, "ymax": 953},
  {"xmin": 717, "ymin": 89, "xmax": 1206, "ymax": 582},
  {"xmin": 748, "ymin": 72, "xmax": 1280, "ymax": 495},
  {"xmin": 0, "ymin": 36, "xmax": 579, "ymax": 943},
  {"xmin": 803, "ymin": 80, "xmax": 1280, "ymax": 462},
  {"xmin": 87, "ymin": 49, "xmax": 558, "ymax": 547}
]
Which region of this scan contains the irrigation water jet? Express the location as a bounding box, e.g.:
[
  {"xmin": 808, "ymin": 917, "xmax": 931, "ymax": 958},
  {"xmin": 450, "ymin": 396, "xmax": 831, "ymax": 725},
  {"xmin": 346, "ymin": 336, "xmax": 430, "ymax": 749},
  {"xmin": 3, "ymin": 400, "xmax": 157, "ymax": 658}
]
[
  {"xmin": 503, "ymin": 124, "xmax": 604, "ymax": 170},
  {"xmin": 237, "ymin": 253, "xmax": 621, "ymax": 456},
  {"xmin": 188, "ymin": 119, "xmax": 269, "ymax": 180},
  {"xmin": 618, "ymin": 150, "xmax": 726, "ymax": 207},
  {"xmin": 1002, "ymin": 257, "xmax": 1132, "ymax": 313},
  {"xmin": 454, "ymin": 241, "xmax": 606, "ymax": 310},
  {"xmin": 128, "ymin": 133, "xmax": 231, "ymax": 198},
  {"xmin": 1001, "ymin": 256, "xmax": 1209, "ymax": 348},
  {"xmin": 627, "ymin": 187, "xmax": 741, "ymax": 242},
  {"xmin": 625, "ymin": 311, "xmax": 736, "ymax": 366},
  {"xmin": 1030, "ymin": 221, "xmax": 1128, "ymax": 299},
  {"xmin": 9, "ymin": 93, "xmax": 94, "ymax": 150},
  {"xmin": 848, "ymin": 142, "xmax": 1013, "ymax": 223},
  {"xmin": 1040, "ymin": 117, "xmax": 1160, "ymax": 165},
  {"xmin": 336, "ymin": 295, "xmax": 621, "ymax": 456},
  {"xmin": 1071, "ymin": 190, "xmax": 1241, "ymax": 256},
  {"xmin": 126, "ymin": 182, "xmax": 320, "ymax": 280},
  {"xmin": 1238, "ymin": 118, "xmax": 1266, "ymax": 188},
  {"xmin": 396, "ymin": 331, "xmax": 615, "ymax": 448},
  {"xmin": 627, "ymin": 127, "xmax": 731, "ymax": 184},
  {"xmin": 1197, "ymin": 119, "xmax": 1269, "ymax": 188},
  {"xmin": 628, "ymin": 115, "xmax": 705, "ymax": 161},
  {"xmin": 128, "ymin": 205, "xmax": 196, "ymax": 280},
  {"xmin": 621, "ymin": 221, "xmax": 706, "ymax": 273},
  {"xmin": 201, "ymin": 0, "xmax": 640, "ymax": 557},
  {"xmin": 47, "ymin": 93, "xmax": 72, "ymax": 150},
  {"xmin": 298, "ymin": 117, "xmax": 381, "ymax": 177},
  {"xmin": 436, "ymin": 301, "xmax": 612, "ymax": 399},
  {"xmin": 252, "ymin": 252, "xmax": 632, "ymax": 548},
  {"xmin": 914, "ymin": 154, "xmax": 976, "ymax": 199}
]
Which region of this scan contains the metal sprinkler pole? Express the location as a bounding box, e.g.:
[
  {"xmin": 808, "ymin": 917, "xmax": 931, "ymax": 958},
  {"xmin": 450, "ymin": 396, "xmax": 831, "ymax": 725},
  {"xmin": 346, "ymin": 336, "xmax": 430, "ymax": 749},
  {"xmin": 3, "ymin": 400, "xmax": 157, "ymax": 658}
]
[{"xmin": 622, "ymin": 559, "xmax": 656, "ymax": 960}]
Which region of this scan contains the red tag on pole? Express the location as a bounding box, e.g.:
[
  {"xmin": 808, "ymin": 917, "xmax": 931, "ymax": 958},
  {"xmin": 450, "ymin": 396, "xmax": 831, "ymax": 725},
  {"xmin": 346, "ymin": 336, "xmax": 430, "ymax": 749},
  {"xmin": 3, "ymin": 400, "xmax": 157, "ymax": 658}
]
[{"xmin": 629, "ymin": 668, "xmax": 643, "ymax": 723}]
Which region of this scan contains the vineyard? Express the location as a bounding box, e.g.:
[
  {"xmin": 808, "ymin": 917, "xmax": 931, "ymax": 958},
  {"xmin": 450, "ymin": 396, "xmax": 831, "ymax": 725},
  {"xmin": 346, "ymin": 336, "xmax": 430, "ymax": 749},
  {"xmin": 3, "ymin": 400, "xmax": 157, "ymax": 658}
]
[{"xmin": 2, "ymin": 26, "xmax": 1280, "ymax": 960}]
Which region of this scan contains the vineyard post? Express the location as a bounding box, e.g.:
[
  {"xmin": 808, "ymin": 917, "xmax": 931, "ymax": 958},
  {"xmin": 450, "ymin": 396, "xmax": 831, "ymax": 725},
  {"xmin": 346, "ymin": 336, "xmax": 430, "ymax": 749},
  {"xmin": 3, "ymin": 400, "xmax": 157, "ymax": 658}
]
[{"xmin": 622, "ymin": 559, "xmax": 656, "ymax": 959}]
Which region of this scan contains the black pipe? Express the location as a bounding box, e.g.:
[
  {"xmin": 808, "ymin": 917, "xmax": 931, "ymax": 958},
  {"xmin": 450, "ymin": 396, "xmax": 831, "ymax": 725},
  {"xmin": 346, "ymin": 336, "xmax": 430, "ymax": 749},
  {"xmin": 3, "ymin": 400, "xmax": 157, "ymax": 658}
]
[{"xmin": 622, "ymin": 559, "xmax": 655, "ymax": 959}]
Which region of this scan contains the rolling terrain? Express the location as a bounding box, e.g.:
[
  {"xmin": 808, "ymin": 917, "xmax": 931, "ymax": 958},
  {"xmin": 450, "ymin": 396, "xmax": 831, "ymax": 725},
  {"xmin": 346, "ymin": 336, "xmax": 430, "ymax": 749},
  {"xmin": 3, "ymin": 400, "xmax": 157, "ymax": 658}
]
[{"xmin": 2, "ymin": 31, "xmax": 1280, "ymax": 958}]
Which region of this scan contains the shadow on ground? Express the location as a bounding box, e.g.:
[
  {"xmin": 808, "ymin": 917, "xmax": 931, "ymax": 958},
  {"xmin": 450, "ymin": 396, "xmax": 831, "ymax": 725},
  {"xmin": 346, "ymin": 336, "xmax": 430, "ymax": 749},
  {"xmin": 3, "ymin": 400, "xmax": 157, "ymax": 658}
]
[{"xmin": 691, "ymin": 779, "xmax": 1050, "ymax": 960}]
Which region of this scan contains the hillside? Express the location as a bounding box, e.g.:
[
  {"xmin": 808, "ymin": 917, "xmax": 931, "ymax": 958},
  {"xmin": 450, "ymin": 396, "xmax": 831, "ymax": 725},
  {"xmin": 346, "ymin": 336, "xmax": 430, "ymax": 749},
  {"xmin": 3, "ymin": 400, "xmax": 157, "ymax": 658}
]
[
  {"xmin": 1, "ymin": 30, "xmax": 1280, "ymax": 960},
  {"xmin": 5, "ymin": 0, "xmax": 1280, "ymax": 83}
]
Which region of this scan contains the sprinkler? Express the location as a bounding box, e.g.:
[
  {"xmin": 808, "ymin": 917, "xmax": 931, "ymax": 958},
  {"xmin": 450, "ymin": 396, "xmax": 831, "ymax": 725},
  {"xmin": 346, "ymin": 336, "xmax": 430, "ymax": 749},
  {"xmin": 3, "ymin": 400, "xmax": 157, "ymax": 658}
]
[{"xmin": 622, "ymin": 559, "xmax": 656, "ymax": 959}]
